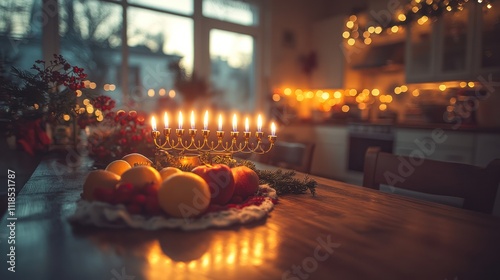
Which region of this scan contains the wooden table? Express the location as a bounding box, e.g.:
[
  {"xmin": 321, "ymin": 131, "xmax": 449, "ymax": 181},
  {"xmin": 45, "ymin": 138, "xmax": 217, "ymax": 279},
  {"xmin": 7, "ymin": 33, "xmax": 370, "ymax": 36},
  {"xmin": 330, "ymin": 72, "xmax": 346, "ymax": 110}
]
[{"xmin": 1, "ymin": 155, "xmax": 500, "ymax": 280}]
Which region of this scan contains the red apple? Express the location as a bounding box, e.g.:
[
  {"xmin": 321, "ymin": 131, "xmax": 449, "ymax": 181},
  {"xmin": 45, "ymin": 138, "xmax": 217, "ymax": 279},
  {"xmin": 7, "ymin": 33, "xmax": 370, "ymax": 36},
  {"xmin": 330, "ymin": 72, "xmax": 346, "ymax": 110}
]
[
  {"xmin": 231, "ymin": 166, "xmax": 260, "ymax": 199},
  {"xmin": 191, "ymin": 164, "xmax": 235, "ymax": 205}
]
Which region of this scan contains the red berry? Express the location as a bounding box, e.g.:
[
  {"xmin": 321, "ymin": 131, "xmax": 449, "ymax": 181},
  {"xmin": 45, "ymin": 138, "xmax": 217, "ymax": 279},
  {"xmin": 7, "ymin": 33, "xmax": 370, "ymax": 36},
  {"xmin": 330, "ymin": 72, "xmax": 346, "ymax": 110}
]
[
  {"xmin": 143, "ymin": 183, "xmax": 158, "ymax": 196},
  {"xmin": 126, "ymin": 203, "xmax": 143, "ymax": 215},
  {"xmin": 144, "ymin": 195, "xmax": 162, "ymax": 216},
  {"xmin": 115, "ymin": 183, "xmax": 134, "ymax": 204},
  {"xmin": 132, "ymin": 194, "xmax": 147, "ymax": 205},
  {"xmin": 94, "ymin": 188, "xmax": 116, "ymax": 204}
]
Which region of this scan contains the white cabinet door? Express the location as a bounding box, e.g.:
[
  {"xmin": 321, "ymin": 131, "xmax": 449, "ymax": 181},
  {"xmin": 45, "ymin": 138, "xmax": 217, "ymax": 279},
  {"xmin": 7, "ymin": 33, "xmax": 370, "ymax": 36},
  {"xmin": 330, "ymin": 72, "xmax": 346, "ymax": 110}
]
[{"xmin": 310, "ymin": 126, "xmax": 348, "ymax": 180}]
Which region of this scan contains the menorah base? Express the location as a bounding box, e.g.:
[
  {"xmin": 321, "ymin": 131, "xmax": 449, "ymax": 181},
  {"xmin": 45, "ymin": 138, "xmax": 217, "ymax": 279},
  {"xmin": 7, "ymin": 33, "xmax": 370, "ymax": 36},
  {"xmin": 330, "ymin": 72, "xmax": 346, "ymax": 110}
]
[{"xmin": 153, "ymin": 149, "xmax": 237, "ymax": 170}]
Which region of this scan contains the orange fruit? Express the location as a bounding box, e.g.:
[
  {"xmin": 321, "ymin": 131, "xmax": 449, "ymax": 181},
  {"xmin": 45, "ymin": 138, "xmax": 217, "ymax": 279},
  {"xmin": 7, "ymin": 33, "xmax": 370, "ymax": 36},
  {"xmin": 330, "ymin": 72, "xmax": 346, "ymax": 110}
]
[
  {"xmin": 158, "ymin": 173, "xmax": 211, "ymax": 218},
  {"xmin": 120, "ymin": 165, "xmax": 162, "ymax": 191},
  {"xmin": 122, "ymin": 153, "xmax": 153, "ymax": 167},
  {"xmin": 82, "ymin": 170, "xmax": 120, "ymax": 201},
  {"xmin": 159, "ymin": 167, "xmax": 183, "ymax": 182},
  {"xmin": 105, "ymin": 159, "xmax": 132, "ymax": 176}
]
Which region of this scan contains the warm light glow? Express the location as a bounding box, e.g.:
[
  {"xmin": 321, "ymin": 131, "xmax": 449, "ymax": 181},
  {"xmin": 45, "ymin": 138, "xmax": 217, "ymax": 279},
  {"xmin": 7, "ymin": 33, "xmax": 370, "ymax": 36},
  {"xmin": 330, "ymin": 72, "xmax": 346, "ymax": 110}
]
[
  {"xmin": 321, "ymin": 92, "xmax": 330, "ymax": 100},
  {"xmin": 272, "ymin": 93, "xmax": 281, "ymax": 102},
  {"xmin": 164, "ymin": 112, "xmax": 168, "ymax": 128},
  {"xmin": 439, "ymin": 84, "xmax": 447, "ymax": 91},
  {"xmin": 468, "ymin": 82, "xmax": 475, "ymax": 88},
  {"xmin": 169, "ymin": 90, "xmax": 176, "ymax": 98},
  {"xmin": 412, "ymin": 6, "xmax": 420, "ymax": 13},
  {"xmin": 374, "ymin": 26, "xmax": 382, "ymax": 34},
  {"xmin": 342, "ymin": 31, "xmax": 350, "ymax": 39},
  {"xmin": 152, "ymin": 116, "xmax": 157, "ymax": 131},
  {"xmin": 159, "ymin": 88, "xmax": 166, "ymax": 96},
  {"xmin": 460, "ymin": 81, "xmax": 467, "ymax": 88},
  {"xmin": 401, "ymin": 85, "xmax": 408, "ymax": 92},
  {"xmin": 63, "ymin": 114, "xmax": 70, "ymax": 121},
  {"xmin": 364, "ymin": 38, "xmax": 372, "ymax": 45},
  {"xmin": 245, "ymin": 117, "xmax": 249, "ymax": 132},
  {"xmin": 379, "ymin": 104, "xmax": 387, "ymax": 111},
  {"xmin": 394, "ymin": 87, "xmax": 402, "ymax": 94},
  {"xmin": 346, "ymin": 21, "xmax": 354, "ymax": 29},
  {"xmin": 178, "ymin": 112, "xmax": 183, "ymax": 129},
  {"xmin": 148, "ymin": 89, "xmax": 155, "ymax": 97},
  {"xmin": 334, "ymin": 91, "xmax": 342, "ymax": 99},
  {"xmin": 417, "ymin": 16, "xmax": 429, "ymax": 25},
  {"xmin": 218, "ymin": 114, "xmax": 223, "ymax": 131},
  {"xmin": 232, "ymin": 114, "xmax": 237, "ymax": 132},
  {"xmin": 368, "ymin": 26, "xmax": 375, "ymax": 33},
  {"xmin": 296, "ymin": 94, "xmax": 304, "ymax": 102},
  {"xmin": 391, "ymin": 26, "xmax": 399, "ymax": 33},
  {"xmin": 257, "ymin": 114, "xmax": 262, "ymax": 132},
  {"xmin": 358, "ymin": 103, "xmax": 367, "ymax": 110},
  {"xmin": 412, "ymin": 89, "xmax": 420, "ymax": 97},
  {"xmin": 76, "ymin": 90, "xmax": 82, "ymax": 97},
  {"xmin": 341, "ymin": 105, "xmax": 350, "ymax": 112},
  {"xmin": 349, "ymin": 89, "xmax": 358, "ymax": 96},
  {"xmin": 347, "ymin": 38, "xmax": 355, "ymax": 46},
  {"xmin": 349, "ymin": 15, "xmax": 357, "ymax": 21},
  {"xmin": 203, "ymin": 110, "xmax": 208, "ymax": 130},
  {"xmin": 190, "ymin": 110, "xmax": 195, "ymax": 129},
  {"xmin": 371, "ymin": 89, "xmax": 380, "ymax": 96},
  {"xmin": 487, "ymin": 3, "xmax": 492, "ymax": 9},
  {"xmin": 398, "ymin": 13, "xmax": 407, "ymax": 21},
  {"xmin": 284, "ymin": 88, "xmax": 292, "ymax": 95},
  {"xmin": 271, "ymin": 122, "xmax": 276, "ymax": 136}
]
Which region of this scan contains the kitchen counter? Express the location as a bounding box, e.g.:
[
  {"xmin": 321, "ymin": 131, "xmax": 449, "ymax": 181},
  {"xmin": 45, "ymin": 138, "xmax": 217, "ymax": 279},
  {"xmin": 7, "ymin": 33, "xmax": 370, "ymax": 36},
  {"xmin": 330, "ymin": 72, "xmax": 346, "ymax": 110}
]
[{"xmin": 284, "ymin": 119, "xmax": 500, "ymax": 133}]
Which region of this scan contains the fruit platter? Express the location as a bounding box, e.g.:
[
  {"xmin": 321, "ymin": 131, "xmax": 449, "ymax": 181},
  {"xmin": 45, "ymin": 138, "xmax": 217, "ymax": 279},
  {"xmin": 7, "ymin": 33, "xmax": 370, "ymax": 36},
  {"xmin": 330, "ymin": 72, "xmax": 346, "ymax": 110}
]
[{"xmin": 69, "ymin": 153, "xmax": 279, "ymax": 231}]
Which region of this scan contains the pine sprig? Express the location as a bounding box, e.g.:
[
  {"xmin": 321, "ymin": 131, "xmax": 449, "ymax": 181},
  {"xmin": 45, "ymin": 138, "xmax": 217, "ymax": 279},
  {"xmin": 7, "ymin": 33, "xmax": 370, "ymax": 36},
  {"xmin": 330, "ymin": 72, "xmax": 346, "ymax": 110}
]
[{"xmin": 256, "ymin": 168, "xmax": 317, "ymax": 196}]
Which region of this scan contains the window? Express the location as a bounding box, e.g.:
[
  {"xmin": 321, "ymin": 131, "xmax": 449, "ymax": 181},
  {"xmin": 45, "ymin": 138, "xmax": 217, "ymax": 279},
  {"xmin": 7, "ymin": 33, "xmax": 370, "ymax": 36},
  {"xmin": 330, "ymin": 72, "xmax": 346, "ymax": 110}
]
[
  {"xmin": 0, "ymin": 0, "xmax": 42, "ymax": 73},
  {"xmin": 1, "ymin": 0, "xmax": 263, "ymax": 112},
  {"xmin": 210, "ymin": 29, "xmax": 254, "ymax": 111}
]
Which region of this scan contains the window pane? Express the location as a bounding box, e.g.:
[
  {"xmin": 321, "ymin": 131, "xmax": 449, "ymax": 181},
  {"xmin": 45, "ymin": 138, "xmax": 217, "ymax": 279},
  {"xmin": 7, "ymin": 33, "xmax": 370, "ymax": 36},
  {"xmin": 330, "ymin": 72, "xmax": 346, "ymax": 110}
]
[
  {"xmin": 129, "ymin": 0, "xmax": 193, "ymax": 15},
  {"xmin": 128, "ymin": 7, "xmax": 193, "ymax": 111},
  {"xmin": 203, "ymin": 0, "xmax": 258, "ymax": 26},
  {"xmin": 59, "ymin": 0, "xmax": 123, "ymax": 104},
  {"xmin": 210, "ymin": 29, "xmax": 254, "ymax": 112},
  {"xmin": 0, "ymin": 0, "xmax": 42, "ymax": 72}
]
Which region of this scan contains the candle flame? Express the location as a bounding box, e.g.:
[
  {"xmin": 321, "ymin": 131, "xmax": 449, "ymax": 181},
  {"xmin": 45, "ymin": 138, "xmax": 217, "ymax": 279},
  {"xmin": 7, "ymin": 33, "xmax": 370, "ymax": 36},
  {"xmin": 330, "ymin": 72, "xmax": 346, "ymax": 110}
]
[
  {"xmin": 190, "ymin": 110, "xmax": 195, "ymax": 129},
  {"xmin": 232, "ymin": 114, "xmax": 237, "ymax": 132},
  {"xmin": 257, "ymin": 114, "xmax": 262, "ymax": 132},
  {"xmin": 179, "ymin": 111, "xmax": 183, "ymax": 129},
  {"xmin": 218, "ymin": 114, "xmax": 222, "ymax": 131},
  {"xmin": 164, "ymin": 112, "xmax": 168, "ymax": 128},
  {"xmin": 245, "ymin": 117, "xmax": 249, "ymax": 132},
  {"xmin": 204, "ymin": 110, "xmax": 208, "ymax": 130},
  {"xmin": 271, "ymin": 122, "xmax": 276, "ymax": 136},
  {"xmin": 151, "ymin": 116, "xmax": 157, "ymax": 131}
]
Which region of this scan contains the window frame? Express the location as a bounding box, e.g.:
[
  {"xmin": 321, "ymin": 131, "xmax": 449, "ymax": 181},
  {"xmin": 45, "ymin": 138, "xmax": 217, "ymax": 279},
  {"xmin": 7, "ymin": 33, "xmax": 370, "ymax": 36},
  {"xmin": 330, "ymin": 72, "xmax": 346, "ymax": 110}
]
[{"xmin": 38, "ymin": 0, "xmax": 265, "ymax": 110}]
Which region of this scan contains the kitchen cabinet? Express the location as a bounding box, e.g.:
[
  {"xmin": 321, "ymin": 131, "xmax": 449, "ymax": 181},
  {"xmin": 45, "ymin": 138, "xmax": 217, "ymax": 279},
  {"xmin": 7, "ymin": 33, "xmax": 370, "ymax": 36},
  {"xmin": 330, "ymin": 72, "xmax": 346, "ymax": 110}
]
[
  {"xmin": 406, "ymin": 2, "xmax": 500, "ymax": 83},
  {"xmin": 473, "ymin": 5, "xmax": 500, "ymax": 80}
]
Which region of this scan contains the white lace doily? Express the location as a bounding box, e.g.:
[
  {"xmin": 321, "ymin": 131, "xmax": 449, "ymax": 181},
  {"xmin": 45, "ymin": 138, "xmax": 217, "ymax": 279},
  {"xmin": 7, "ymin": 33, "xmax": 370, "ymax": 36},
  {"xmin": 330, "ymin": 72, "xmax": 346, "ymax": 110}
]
[{"xmin": 68, "ymin": 185, "xmax": 277, "ymax": 231}]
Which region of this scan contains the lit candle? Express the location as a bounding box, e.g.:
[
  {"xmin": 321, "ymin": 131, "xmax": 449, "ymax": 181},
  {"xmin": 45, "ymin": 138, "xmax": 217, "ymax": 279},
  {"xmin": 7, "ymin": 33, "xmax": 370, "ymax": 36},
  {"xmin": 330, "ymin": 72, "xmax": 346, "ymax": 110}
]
[
  {"xmin": 245, "ymin": 117, "xmax": 249, "ymax": 132},
  {"xmin": 257, "ymin": 114, "xmax": 262, "ymax": 132},
  {"xmin": 232, "ymin": 114, "xmax": 237, "ymax": 132},
  {"xmin": 190, "ymin": 110, "xmax": 195, "ymax": 129},
  {"xmin": 271, "ymin": 122, "xmax": 276, "ymax": 136},
  {"xmin": 178, "ymin": 111, "xmax": 183, "ymax": 129},
  {"xmin": 151, "ymin": 116, "xmax": 157, "ymax": 131},
  {"xmin": 164, "ymin": 112, "xmax": 168, "ymax": 128},
  {"xmin": 217, "ymin": 114, "xmax": 224, "ymax": 138},
  {"xmin": 203, "ymin": 110, "xmax": 209, "ymax": 130}
]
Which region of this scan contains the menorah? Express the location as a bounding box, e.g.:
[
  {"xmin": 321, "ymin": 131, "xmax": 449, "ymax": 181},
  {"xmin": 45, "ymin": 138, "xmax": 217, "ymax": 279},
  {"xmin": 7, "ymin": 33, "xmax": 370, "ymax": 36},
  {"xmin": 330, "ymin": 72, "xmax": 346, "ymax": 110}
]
[{"xmin": 151, "ymin": 111, "xmax": 277, "ymax": 167}]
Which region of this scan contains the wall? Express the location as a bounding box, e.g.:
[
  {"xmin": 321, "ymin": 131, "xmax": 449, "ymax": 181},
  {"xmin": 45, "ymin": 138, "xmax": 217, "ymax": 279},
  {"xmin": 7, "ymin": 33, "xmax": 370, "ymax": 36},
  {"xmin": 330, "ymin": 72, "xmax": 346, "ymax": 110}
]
[{"xmin": 267, "ymin": 0, "xmax": 367, "ymax": 90}]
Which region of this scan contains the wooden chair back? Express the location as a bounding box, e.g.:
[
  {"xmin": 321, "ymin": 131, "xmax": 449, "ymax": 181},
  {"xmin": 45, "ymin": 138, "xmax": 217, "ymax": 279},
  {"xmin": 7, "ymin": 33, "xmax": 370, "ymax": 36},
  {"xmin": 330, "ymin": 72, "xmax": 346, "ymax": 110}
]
[
  {"xmin": 363, "ymin": 147, "xmax": 500, "ymax": 213},
  {"xmin": 265, "ymin": 141, "xmax": 315, "ymax": 173}
]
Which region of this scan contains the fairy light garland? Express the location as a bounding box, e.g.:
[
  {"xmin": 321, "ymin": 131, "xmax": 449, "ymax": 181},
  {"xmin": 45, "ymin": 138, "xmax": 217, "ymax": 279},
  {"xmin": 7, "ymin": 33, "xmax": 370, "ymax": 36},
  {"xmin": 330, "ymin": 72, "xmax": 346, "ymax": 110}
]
[{"xmin": 344, "ymin": 0, "xmax": 495, "ymax": 46}]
